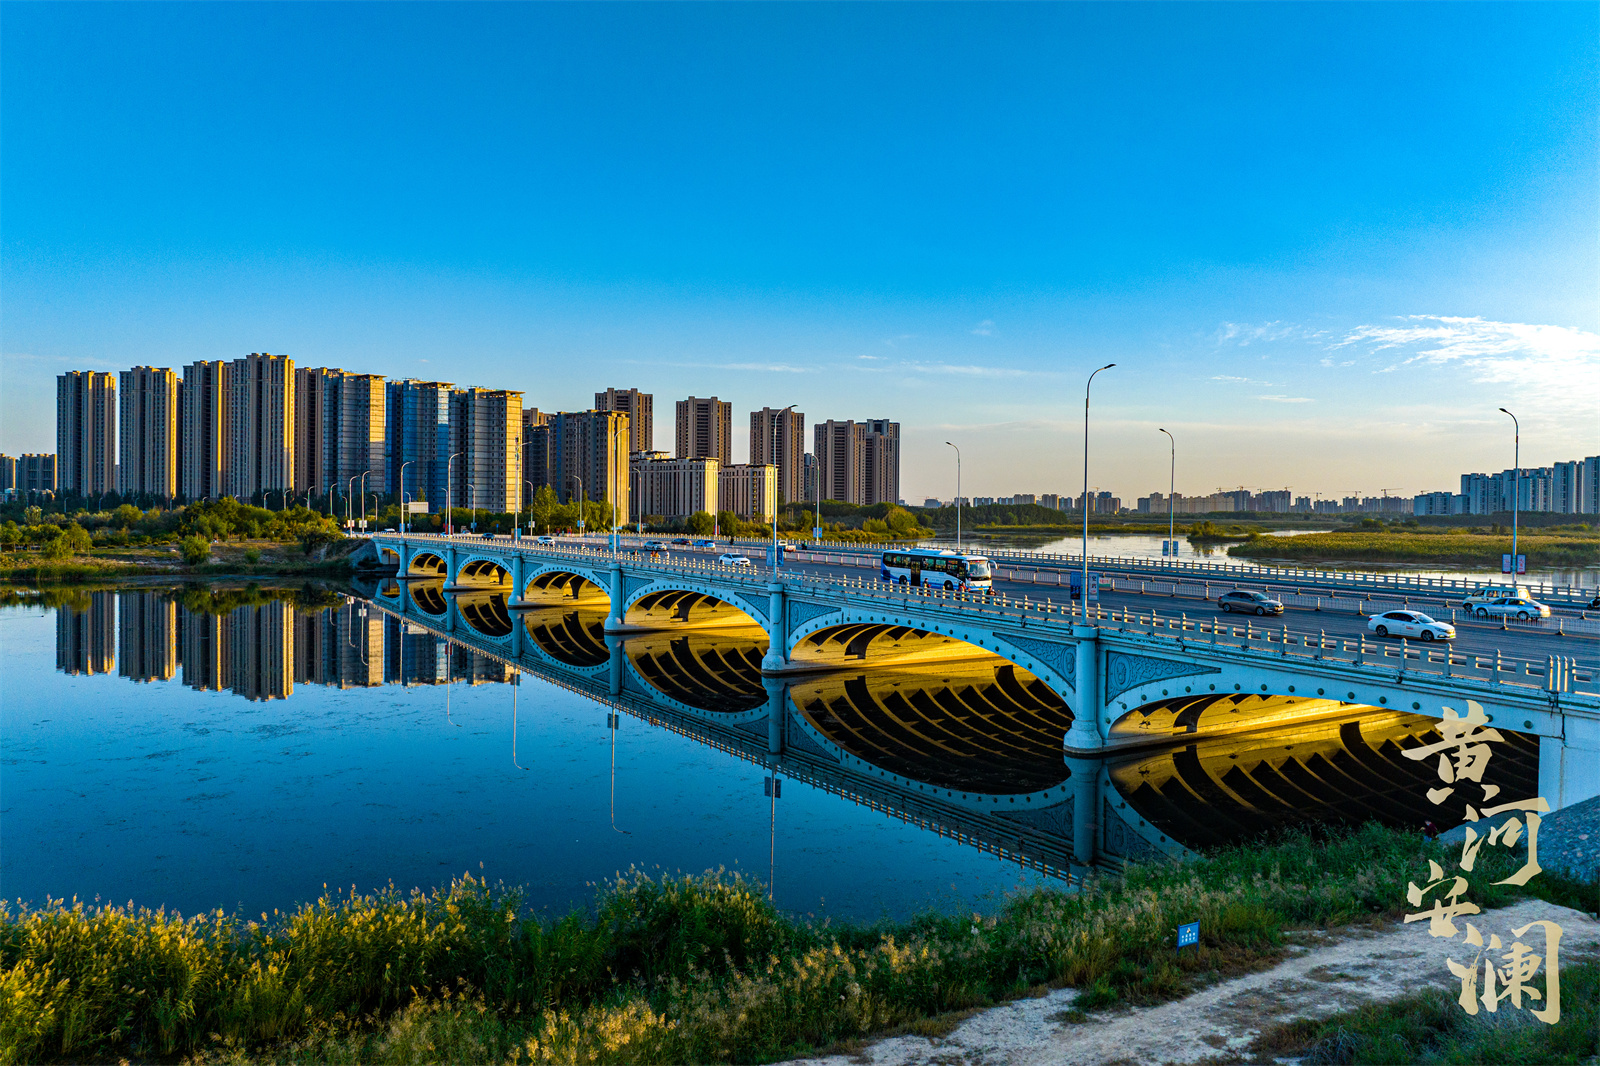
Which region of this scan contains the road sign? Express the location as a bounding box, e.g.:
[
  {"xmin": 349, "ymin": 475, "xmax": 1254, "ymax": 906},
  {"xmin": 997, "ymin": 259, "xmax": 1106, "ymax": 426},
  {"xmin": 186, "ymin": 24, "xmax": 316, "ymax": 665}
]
[
  {"xmin": 1502, "ymin": 554, "xmax": 1527, "ymax": 574},
  {"xmin": 405, "ymin": 501, "xmax": 429, "ymax": 513},
  {"xmin": 1177, "ymin": 921, "xmax": 1199, "ymax": 949},
  {"xmin": 1068, "ymin": 570, "xmax": 1101, "ymax": 602},
  {"xmin": 764, "ymin": 776, "xmax": 782, "ymax": 798}
]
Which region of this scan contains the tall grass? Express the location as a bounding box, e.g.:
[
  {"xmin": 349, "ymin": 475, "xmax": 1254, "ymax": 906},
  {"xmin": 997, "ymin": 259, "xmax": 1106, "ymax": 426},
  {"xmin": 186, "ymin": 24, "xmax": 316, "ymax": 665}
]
[
  {"xmin": 1228, "ymin": 531, "xmax": 1600, "ymax": 567},
  {"xmin": 0, "ymin": 825, "xmax": 1579, "ymax": 1064}
]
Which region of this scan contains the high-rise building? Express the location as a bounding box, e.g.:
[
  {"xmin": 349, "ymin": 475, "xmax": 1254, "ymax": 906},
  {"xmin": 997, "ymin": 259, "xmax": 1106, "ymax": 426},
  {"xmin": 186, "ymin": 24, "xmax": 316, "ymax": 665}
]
[
  {"xmin": 595, "ymin": 388, "xmax": 654, "ymax": 454},
  {"xmin": 226, "ymin": 353, "xmax": 295, "ymax": 500},
  {"xmin": 57, "ymin": 371, "xmax": 117, "ymax": 496},
  {"xmin": 118, "ymin": 367, "xmax": 180, "ymax": 499},
  {"xmin": 20, "ymin": 454, "xmax": 57, "ymax": 496},
  {"xmin": 629, "ymin": 452, "xmax": 718, "ymax": 522},
  {"xmin": 750, "ymin": 407, "xmax": 805, "ymax": 504},
  {"xmin": 386, "ymin": 379, "xmax": 456, "ymax": 510},
  {"xmin": 450, "ymin": 388, "xmax": 524, "ymax": 514},
  {"xmin": 718, "ymin": 464, "xmax": 778, "ymax": 522},
  {"xmin": 675, "ymin": 396, "xmax": 732, "ymax": 462},
  {"xmin": 295, "ymin": 368, "xmax": 386, "ymax": 498},
  {"xmin": 1582, "ymin": 456, "xmax": 1600, "ymax": 515},
  {"xmin": 527, "ymin": 410, "xmax": 629, "ymax": 516},
  {"xmin": 863, "ymin": 418, "xmax": 900, "ymax": 506},
  {"xmin": 181, "ymin": 361, "xmax": 230, "ymax": 501},
  {"xmin": 181, "ymin": 609, "xmax": 229, "ymax": 692},
  {"xmin": 0, "ymin": 454, "xmax": 15, "ymax": 497},
  {"xmin": 814, "ymin": 420, "xmax": 867, "ymax": 505}
]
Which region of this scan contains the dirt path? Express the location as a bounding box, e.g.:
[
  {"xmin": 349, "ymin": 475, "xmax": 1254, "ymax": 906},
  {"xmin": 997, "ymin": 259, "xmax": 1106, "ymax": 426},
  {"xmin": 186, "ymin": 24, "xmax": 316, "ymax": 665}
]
[{"xmin": 784, "ymin": 899, "xmax": 1600, "ymax": 1066}]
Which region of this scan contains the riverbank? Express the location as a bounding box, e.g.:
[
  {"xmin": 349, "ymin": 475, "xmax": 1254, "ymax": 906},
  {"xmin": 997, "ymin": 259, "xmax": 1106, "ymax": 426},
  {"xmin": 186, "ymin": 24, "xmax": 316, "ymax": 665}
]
[
  {"xmin": 1228, "ymin": 530, "xmax": 1600, "ymax": 569},
  {"xmin": 0, "ymin": 538, "xmax": 363, "ymax": 584},
  {"xmin": 4, "ymin": 824, "xmax": 1592, "ymax": 1064}
]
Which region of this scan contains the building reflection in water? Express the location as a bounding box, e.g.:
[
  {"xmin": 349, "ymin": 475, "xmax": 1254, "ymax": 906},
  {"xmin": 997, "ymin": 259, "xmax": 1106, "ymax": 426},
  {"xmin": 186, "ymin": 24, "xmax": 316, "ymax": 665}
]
[
  {"xmin": 53, "ymin": 589, "xmax": 512, "ymax": 703},
  {"xmin": 50, "ymin": 585, "xmax": 1545, "ymax": 869}
]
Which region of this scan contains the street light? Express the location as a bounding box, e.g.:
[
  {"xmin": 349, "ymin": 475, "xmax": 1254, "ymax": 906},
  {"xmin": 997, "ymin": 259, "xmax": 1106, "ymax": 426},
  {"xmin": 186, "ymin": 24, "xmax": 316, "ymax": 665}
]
[
  {"xmin": 1499, "ymin": 408, "xmax": 1520, "ymax": 576},
  {"xmin": 771, "ymin": 405, "xmax": 796, "ymax": 571},
  {"xmin": 398, "ymin": 461, "xmax": 413, "ymax": 533},
  {"xmin": 1082, "ymin": 364, "xmax": 1115, "ymax": 611},
  {"xmin": 1158, "ymin": 428, "xmax": 1175, "ymax": 558},
  {"xmin": 945, "ymin": 441, "xmax": 961, "ymax": 552},
  {"xmin": 571, "ymin": 475, "xmax": 585, "ymax": 537},
  {"xmin": 346, "ymin": 474, "xmax": 361, "ymax": 527},
  {"xmin": 523, "ymin": 479, "xmax": 534, "ymax": 537},
  {"xmin": 445, "ymin": 451, "xmax": 464, "ymax": 535}
]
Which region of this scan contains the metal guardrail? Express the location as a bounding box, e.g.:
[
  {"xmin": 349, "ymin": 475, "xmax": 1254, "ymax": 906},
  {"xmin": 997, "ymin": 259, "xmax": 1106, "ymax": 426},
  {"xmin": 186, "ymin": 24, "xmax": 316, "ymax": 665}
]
[{"xmin": 373, "ymin": 534, "xmax": 1600, "ymax": 697}]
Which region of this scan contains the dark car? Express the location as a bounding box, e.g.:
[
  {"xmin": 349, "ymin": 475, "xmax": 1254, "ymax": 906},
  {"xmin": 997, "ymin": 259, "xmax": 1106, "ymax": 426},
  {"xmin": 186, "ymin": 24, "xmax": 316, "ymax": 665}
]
[
  {"xmin": 1217, "ymin": 590, "xmax": 1284, "ymax": 616},
  {"xmin": 672, "ymin": 537, "xmax": 691, "ymax": 546}
]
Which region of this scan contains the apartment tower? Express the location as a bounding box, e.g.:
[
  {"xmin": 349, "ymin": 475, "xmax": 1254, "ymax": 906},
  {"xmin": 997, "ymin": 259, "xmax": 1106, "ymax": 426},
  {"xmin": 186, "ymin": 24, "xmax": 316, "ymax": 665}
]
[
  {"xmin": 629, "ymin": 452, "xmax": 717, "ymax": 523},
  {"xmin": 180, "ymin": 361, "xmax": 230, "ymax": 501},
  {"xmin": 675, "ymin": 396, "xmax": 732, "ymax": 463},
  {"xmin": 385, "ymin": 379, "xmax": 456, "ymax": 510},
  {"xmin": 226, "ymin": 353, "xmax": 295, "ymax": 500},
  {"xmin": 595, "ymin": 388, "xmax": 654, "ymax": 454},
  {"xmin": 56, "ymin": 371, "xmax": 118, "ymax": 496},
  {"xmin": 118, "ymin": 367, "xmax": 180, "ymax": 498},
  {"xmin": 295, "ymin": 368, "xmax": 386, "ymax": 498},
  {"xmin": 526, "ymin": 409, "xmax": 629, "ymax": 517},
  {"xmin": 450, "ymin": 388, "xmax": 524, "ymax": 514},
  {"xmin": 750, "ymin": 407, "xmax": 805, "ymax": 504}
]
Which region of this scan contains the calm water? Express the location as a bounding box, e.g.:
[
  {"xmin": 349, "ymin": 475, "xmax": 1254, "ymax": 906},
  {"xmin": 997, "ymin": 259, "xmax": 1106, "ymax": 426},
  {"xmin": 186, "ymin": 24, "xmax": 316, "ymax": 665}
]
[
  {"xmin": 2, "ymin": 582, "xmax": 1544, "ymax": 924},
  {"xmin": 1, "ymin": 588, "xmax": 1050, "ymax": 922}
]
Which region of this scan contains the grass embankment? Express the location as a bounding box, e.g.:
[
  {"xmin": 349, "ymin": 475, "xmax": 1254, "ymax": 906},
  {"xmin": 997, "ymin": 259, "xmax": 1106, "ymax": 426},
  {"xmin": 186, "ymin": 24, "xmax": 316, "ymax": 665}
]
[
  {"xmin": 3, "ymin": 825, "xmax": 1591, "ymax": 1065},
  {"xmin": 1250, "ymin": 958, "xmax": 1600, "ymax": 1064},
  {"xmin": 0, "ymin": 540, "xmax": 360, "ymax": 585},
  {"xmin": 1228, "ymin": 531, "xmax": 1600, "ymax": 569}
]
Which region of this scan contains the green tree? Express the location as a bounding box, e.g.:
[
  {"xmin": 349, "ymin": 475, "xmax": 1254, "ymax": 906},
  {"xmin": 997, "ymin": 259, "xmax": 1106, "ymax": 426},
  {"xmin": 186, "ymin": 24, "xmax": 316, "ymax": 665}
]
[
  {"xmin": 886, "ymin": 507, "xmax": 918, "ymax": 535},
  {"xmin": 180, "ymin": 536, "xmax": 211, "ymax": 565},
  {"xmin": 686, "ymin": 511, "xmax": 714, "ymax": 535},
  {"xmin": 530, "ymin": 485, "xmax": 558, "ymax": 532},
  {"xmin": 716, "ymin": 510, "xmax": 739, "ymax": 536},
  {"xmin": 112, "ymin": 503, "xmax": 142, "ymax": 529},
  {"xmin": 23, "ymin": 505, "xmax": 42, "ymax": 525}
]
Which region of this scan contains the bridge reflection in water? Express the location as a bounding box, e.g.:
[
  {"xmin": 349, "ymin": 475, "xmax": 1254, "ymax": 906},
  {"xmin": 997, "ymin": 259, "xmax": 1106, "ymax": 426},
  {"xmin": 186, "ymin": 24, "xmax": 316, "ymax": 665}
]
[{"xmin": 49, "ymin": 581, "xmax": 1547, "ymax": 881}]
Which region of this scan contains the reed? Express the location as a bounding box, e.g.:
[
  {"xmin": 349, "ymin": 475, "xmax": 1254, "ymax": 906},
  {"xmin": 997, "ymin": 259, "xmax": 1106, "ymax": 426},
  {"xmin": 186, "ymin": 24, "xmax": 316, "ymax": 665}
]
[{"xmin": 0, "ymin": 825, "xmax": 1579, "ymax": 1064}]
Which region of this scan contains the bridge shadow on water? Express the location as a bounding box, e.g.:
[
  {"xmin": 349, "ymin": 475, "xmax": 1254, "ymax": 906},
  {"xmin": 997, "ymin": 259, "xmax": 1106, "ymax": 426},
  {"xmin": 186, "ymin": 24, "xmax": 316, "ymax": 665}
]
[{"xmin": 48, "ymin": 578, "xmax": 1549, "ymax": 881}]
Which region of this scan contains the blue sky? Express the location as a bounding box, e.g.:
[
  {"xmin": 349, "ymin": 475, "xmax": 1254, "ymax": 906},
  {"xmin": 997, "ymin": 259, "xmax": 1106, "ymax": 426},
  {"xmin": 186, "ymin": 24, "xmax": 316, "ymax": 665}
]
[{"xmin": 3, "ymin": 2, "xmax": 1596, "ymax": 503}]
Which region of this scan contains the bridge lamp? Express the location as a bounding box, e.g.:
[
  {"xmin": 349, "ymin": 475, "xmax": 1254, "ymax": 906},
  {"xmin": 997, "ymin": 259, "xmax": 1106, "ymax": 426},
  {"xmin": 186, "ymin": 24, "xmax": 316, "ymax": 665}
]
[
  {"xmin": 1499, "ymin": 408, "xmax": 1519, "ymax": 576},
  {"xmin": 1082, "ymin": 364, "xmax": 1115, "ymax": 614},
  {"xmin": 399, "ymin": 460, "xmax": 413, "ymax": 533},
  {"xmin": 1158, "ymin": 429, "xmax": 1175, "ymax": 558},
  {"xmin": 945, "ymin": 442, "xmax": 961, "ymax": 551},
  {"xmin": 772, "ymin": 405, "xmax": 796, "ymax": 571}
]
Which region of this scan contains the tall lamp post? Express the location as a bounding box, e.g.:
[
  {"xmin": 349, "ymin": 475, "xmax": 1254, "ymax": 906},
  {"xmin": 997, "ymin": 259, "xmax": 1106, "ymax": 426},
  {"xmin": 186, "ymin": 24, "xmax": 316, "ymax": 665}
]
[
  {"xmin": 945, "ymin": 441, "xmax": 961, "ymax": 551},
  {"xmin": 524, "ymin": 480, "xmax": 534, "ymax": 537},
  {"xmin": 398, "ymin": 461, "xmax": 413, "ymax": 533},
  {"xmin": 445, "ymin": 451, "xmax": 464, "ymax": 535},
  {"xmin": 1158, "ymin": 428, "xmax": 1175, "ymax": 558},
  {"xmin": 1082, "ymin": 364, "xmax": 1115, "ymax": 611},
  {"xmin": 571, "ymin": 475, "xmax": 585, "ymax": 537},
  {"xmin": 771, "ymin": 405, "xmax": 795, "ymax": 571},
  {"xmin": 1499, "ymin": 408, "xmax": 1520, "ymax": 577}
]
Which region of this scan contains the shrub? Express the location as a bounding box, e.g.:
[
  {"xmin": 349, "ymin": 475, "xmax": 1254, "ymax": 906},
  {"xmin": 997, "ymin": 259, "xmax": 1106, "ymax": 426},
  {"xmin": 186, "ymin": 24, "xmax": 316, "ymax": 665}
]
[
  {"xmin": 180, "ymin": 536, "xmax": 211, "ymax": 565},
  {"xmin": 243, "ymin": 548, "xmax": 262, "ymax": 564}
]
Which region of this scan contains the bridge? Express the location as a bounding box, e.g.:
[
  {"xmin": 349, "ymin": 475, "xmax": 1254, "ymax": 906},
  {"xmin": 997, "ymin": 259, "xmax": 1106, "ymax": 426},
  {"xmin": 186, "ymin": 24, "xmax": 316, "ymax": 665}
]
[{"xmin": 364, "ymin": 532, "xmax": 1600, "ymax": 869}]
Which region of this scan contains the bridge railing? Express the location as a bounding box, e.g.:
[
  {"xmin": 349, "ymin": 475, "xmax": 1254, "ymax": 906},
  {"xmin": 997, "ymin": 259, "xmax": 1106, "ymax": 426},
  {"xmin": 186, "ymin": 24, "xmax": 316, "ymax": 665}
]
[{"xmin": 375, "ymin": 533, "xmax": 1597, "ymax": 695}]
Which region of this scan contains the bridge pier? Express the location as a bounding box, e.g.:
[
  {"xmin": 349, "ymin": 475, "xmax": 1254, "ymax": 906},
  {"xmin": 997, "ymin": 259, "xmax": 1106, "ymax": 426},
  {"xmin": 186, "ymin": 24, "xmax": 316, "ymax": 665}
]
[
  {"xmin": 442, "ymin": 546, "xmax": 462, "ymax": 591},
  {"xmin": 761, "ymin": 582, "xmax": 788, "ymax": 672},
  {"xmin": 1065, "ymin": 625, "xmax": 1104, "ymax": 753},
  {"xmin": 508, "ymin": 555, "xmax": 527, "ymax": 607},
  {"xmin": 605, "ymin": 564, "xmax": 625, "ymax": 632},
  {"xmin": 1064, "ymin": 754, "xmax": 1102, "ymax": 865}
]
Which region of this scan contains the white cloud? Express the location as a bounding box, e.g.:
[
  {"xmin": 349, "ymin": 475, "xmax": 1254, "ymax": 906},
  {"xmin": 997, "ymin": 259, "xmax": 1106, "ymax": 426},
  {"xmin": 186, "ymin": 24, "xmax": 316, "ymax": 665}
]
[
  {"xmin": 1215, "ymin": 321, "xmax": 1295, "ymax": 346},
  {"xmin": 1257, "ymin": 395, "xmax": 1313, "ymax": 403},
  {"xmin": 897, "ymin": 361, "xmax": 1037, "ymax": 379},
  {"xmin": 1212, "ymin": 374, "xmax": 1281, "ymax": 386},
  {"xmin": 970, "ymin": 319, "xmax": 995, "ymax": 336},
  {"xmin": 1332, "ymin": 316, "xmax": 1600, "ymax": 416}
]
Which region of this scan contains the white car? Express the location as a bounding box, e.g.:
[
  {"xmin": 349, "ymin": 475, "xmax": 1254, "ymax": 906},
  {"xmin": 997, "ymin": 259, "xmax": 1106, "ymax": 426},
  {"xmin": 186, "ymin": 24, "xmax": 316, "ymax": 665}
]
[
  {"xmin": 533, "ymin": 535, "xmax": 557, "ymax": 544},
  {"xmin": 1460, "ymin": 584, "xmax": 1530, "ymax": 612},
  {"xmin": 1471, "ymin": 596, "xmax": 1551, "ymax": 621},
  {"xmin": 718, "ymin": 553, "xmax": 753, "ymax": 567},
  {"xmin": 1368, "ymin": 610, "xmax": 1456, "ymax": 642}
]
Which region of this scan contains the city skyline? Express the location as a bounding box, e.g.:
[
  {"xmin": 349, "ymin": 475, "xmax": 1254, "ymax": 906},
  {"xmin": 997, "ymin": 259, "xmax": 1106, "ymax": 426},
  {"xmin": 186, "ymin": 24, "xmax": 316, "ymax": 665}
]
[{"xmin": 3, "ymin": 4, "xmax": 1596, "ymax": 503}]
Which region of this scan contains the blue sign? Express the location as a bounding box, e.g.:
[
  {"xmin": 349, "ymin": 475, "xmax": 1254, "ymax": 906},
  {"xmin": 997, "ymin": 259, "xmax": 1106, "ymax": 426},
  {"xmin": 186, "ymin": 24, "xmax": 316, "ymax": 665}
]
[{"xmin": 1177, "ymin": 921, "xmax": 1200, "ymax": 949}]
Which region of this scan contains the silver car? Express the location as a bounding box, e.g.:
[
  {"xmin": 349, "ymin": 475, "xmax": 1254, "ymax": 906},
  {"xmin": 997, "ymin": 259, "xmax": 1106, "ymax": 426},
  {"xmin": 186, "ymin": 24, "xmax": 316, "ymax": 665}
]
[{"xmin": 1471, "ymin": 596, "xmax": 1551, "ymax": 621}]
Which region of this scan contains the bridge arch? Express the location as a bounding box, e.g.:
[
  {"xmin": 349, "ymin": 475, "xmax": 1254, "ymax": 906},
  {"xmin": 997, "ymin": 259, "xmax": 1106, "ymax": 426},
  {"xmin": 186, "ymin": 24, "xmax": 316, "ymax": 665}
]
[
  {"xmin": 407, "ymin": 579, "xmax": 450, "ymax": 616},
  {"xmin": 1102, "ymin": 691, "xmax": 1541, "ymax": 848},
  {"xmin": 407, "ymin": 552, "xmax": 448, "ymax": 579},
  {"xmin": 454, "ymin": 556, "xmax": 512, "ymax": 588},
  {"xmin": 625, "ymin": 628, "xmax": 769, "ymax": 715},
  {"xmin": 623, "ymin": 580, "xmax": 769, "ymax": 633},
  {"xmin": 521, "ymin": 568, "xmax": 610, "ymax": 607},
  {"xmin": 457, "ymin": 590, "xmax": 514, "ymax": 638},
  {"xmin": 520, "ymin": 603, "xmax": 609, "ymax": 668}
]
